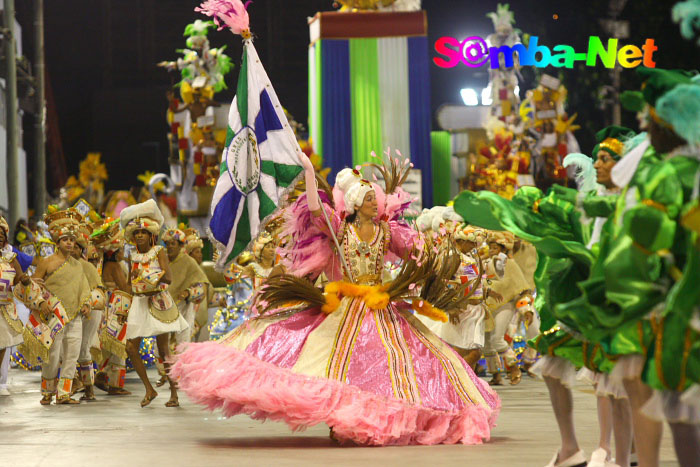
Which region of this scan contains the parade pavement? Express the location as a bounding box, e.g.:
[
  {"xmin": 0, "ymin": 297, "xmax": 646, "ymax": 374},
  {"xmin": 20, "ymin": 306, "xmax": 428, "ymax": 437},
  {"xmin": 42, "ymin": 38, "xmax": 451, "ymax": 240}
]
[{"xmin": 1, "ymin": 368, "xmax": 678, "ymax": 466}]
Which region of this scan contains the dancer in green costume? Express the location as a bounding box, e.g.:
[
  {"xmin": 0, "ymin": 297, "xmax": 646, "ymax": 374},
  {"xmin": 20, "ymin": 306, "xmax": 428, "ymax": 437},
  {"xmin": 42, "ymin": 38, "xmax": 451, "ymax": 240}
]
[
  {"xmin": 558, "ymin": 68, "xmax": 700, "ymax": 467},
  {"xmin": 455, "ymin": 127, "xmax": 638, "ymax": 467},
  {"xmin": 456, "ymin": 68, "xmax": 700, "ymax": 466}
]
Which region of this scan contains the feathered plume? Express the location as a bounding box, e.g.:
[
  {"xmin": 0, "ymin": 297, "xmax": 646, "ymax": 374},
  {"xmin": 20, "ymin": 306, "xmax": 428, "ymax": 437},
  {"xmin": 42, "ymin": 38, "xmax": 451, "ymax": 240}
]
[
  {"xmin": 195, "ymin": 0, "xmax": 251, "ymax": 35},
  {"xmin": 418, "ymin": 243, "xmax": 482, "ymax": 319},
  {"xmin": 277, "ymin": 191, "xmax": 340, "ymax": 280},
  {"xmin": 563, "ymin": 153, "xmax": 598, "ymax": 193},
  {"xmin": 383, "ymin": 248, "xmax": 433, "ymax": 302},
  {"xmin": 623, "ymin": 132, "xmax": 648, "ymax": 154},
  {"xmin": 315, "ymin": 172, "xmax": 334, "ymax": 205},
  {"xmin": 257, "ymin": 274, "xmax": 325, "ymax": 315},
  {"xmin": 656, "ymin": 84, "xmax": 700, "ymax": 145},
  {"xmin": 369, "ymin": 147, "xmax": 412, "ymax": 194},
  {"xmin": 673, "ymin": 0, "xmax": 700, "ymax": 45}
]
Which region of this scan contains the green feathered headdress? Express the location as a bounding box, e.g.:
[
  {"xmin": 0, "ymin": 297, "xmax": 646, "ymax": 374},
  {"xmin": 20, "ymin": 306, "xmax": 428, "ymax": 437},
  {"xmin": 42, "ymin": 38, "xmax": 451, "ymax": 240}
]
[
  {"xmin": 672, "ymin": 0, "xmax": 700, "ymax": 46},
  {"xmin": 656, "ymin": 83, "xmax": 700, "ymax": 145},
  {"xmin": 593, "ymin": 125, "xmax": 634, "ymax": 160},
  {"xmin": 637, "ymin": 67, "xmax": 695, "ymax": 107}
]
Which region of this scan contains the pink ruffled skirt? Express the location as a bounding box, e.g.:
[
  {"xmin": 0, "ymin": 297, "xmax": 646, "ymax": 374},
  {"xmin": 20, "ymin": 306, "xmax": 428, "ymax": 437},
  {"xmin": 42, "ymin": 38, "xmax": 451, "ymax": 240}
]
[{"xmin": 170, "ymin": 297, "xmax": 500, "ymax": 446}]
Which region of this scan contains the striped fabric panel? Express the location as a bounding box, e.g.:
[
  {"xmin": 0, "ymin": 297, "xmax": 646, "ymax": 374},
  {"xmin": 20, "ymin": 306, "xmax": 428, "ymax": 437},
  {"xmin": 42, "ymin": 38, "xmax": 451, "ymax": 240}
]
[
  {"xmin": 408, "ymin": 324, "xmax": 474, "ymax": 405},
  {"xmin": 407, "ymin": 36, "xmax": 433, "ymax": 207},
  {"xmin": 326, "ymin": 298, "xmax": 367, "ymax": 382},
  {"xmin": 377, "ymin": 37, "xmax": 411, "ymax": 157},
  {"xmin": 320, "ymin": 39, "xmax": 353, "ymax": 182},
  {"xmin": 374, "ymin": 310, "xmax": 421, "ymax": 404},
  {"xmin": 349, "ymin": 38, "xmax": 383, "ymax": 168}
]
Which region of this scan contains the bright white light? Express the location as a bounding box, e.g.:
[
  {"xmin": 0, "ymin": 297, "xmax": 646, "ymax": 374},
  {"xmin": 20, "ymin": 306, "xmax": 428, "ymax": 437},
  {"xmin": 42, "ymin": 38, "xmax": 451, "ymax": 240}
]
[
  {"xmin": 481, "ymin": 87, "xmax": 493, "ymax": 106},
  {"xmin": 461, "ymin": 88, "xmax": 478, "ymax": 106},
  {"xmin": 514, "ymin": 85, "xmax": 520, "ymax": 97}
]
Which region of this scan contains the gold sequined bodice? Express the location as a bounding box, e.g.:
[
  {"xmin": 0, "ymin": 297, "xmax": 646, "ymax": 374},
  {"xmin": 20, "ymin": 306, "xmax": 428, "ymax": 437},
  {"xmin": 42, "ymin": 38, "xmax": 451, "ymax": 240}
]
[{"xmin": 342, "ymin": 222, "xmax": 389, "ymax": 285}]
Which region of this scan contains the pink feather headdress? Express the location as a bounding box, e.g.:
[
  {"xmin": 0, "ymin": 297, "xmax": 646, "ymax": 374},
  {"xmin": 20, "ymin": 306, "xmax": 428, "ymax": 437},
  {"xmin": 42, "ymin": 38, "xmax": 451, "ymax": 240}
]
[{"xmin": 195, "ymin": 0, "xmax": 251, "ymax": 36}]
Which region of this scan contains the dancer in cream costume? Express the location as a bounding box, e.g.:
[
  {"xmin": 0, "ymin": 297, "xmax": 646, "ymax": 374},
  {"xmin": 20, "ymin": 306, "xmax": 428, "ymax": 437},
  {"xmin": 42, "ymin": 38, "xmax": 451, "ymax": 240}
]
[
  {"xmin": 0, "ymin": 216, "xmax": 25, "ymax": 380},
  {"xmin": 153, "ymin": 228, "xmax": 212, "ymax": 387},
  {"xmin": 414, "ymin": 210, "xmax": 493, "ymax": 371},
  {"xmin": 120, "ymin": 199, "xmax": 188, "ymax": 407},
  {"xmin": 71, "ymin": 220, "xmax": 107, "ymax": 401},
  {"xmin": 162, "ymin": 228, "xmax": 212, "ymax": 345},
  {"xmin": 92, "ymin": 219, "xmax": 132, "ymax": 395},
  {"xmin": 17, "ymin": 208, "xmax": 92, "ymax": 405},
  {"xmin": 482, "ymin": 231, "xmax": 531, "ymax": 386}
]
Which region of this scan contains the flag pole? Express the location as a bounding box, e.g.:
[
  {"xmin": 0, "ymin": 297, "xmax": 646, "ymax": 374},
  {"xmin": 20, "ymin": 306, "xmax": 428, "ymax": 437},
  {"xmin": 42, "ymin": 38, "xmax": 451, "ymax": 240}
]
[
  {"xmin": 195, "ymin": 5, "xmax": 353, "ymax": 280},
  {"xmin": 313, "ymin": 178, "xmax": 354, "ymax": 283}
]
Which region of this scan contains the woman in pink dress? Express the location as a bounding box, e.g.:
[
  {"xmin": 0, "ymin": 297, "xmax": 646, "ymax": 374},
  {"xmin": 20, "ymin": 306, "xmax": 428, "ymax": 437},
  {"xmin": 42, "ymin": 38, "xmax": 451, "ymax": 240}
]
[{"xmin": 171, "ymin": 156, "xmax": 500, "ymax": 446}]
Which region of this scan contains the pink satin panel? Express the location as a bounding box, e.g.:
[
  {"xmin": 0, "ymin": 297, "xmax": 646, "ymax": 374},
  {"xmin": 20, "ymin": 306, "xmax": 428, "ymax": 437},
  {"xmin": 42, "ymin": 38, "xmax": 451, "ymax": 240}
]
[
  {"xmin": 403, "ymin": 317, "xmax": 499, "ymax": 410},
  {"xmin": 397, "ymin": 315, "xmax": 467, "ymax": 411},
  {"xmin": 245, "ymin": 309, "xmax": 325, "ymax": 369},
  {"xmin": 467, "ymin": 360, "xmax": 500, "ymax": 410},
  {"xmin": 345, "ymin": 311, "xmax": 394, "ymax": 400}
]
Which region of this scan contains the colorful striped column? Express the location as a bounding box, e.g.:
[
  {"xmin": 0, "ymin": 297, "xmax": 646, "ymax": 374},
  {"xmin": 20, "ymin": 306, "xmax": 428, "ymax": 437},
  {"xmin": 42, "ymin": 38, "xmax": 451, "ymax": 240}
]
[{"xmin": 308, "ymin": 11, "xmax": 433, "ymax": 206}]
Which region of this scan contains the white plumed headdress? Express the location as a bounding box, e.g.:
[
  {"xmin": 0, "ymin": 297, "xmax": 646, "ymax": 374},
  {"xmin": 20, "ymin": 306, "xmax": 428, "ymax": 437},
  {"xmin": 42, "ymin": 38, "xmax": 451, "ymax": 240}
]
[{"xmin": 343, "ymin": 179, "xmax": 374, "ymax": 215}]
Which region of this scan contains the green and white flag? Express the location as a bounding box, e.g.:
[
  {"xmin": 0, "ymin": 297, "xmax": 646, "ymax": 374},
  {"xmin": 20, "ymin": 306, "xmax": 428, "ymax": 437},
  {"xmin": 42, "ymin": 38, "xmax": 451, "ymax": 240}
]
[{"xmin": 209, "ymin": 39, "xmax": 304, "ymax": 269}]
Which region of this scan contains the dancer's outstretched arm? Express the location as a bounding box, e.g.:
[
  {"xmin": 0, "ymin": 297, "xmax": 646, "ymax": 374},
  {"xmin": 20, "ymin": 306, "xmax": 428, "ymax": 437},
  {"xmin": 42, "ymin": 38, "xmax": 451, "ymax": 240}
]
[{"xmin": 300, "ymin": 155, "xmax": 320, "ymax": 215}]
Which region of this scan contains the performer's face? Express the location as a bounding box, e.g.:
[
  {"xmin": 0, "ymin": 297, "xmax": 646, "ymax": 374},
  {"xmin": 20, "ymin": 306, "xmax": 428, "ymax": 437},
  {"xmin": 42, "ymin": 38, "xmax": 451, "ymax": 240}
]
[
  {"xmin": 648, "ymin": 118, "xmax": 686, "ymax": 154},
  {"xmin": 58, "ymin": 236, "xmax": 76, "ymax": 255},
  {"xmin": 71, "ymin": 243, "xmax": 83, "ymax": 259},
  {"xmin": 513, "ymin": 239, "xmax": 521, "ymax": 253},
  {"xmin": 593, "ymin": 150, "xmax": 617, "ymax": 189},
  {"xmin": 260, "ymin": 242, "xmax": 275, "ymax": 264},
  {"xmin": 456, "ymin": 239, "xmax": 476, "ymax": 253},
  {"xmin": 165, "ymin": 238, "xmax": 182, "ymax": 259},
  {"xmin": 133, "ymin": 230, "xmax": 152, "ymax": 249},
  {"xmin": 358, "ymin": 190, "xmax": 378, "ymax": 219},
  {"xmin": 189, "ymin": 247, "xmax": 203, "ymax": 264},
  {"xmin": 488, "ymin": 242, "xmax": 503, "ymax": 256}
]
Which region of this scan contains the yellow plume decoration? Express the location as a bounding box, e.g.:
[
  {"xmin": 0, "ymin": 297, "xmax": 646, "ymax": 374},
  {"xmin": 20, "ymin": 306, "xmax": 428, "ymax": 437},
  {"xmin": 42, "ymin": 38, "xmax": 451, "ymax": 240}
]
[
  {"xmin": 412, "ymin": 300, "xmax": 448, "ymax": 323},
  {"xmin": 180, "ymin": 81, "xmax": 194, "ymax": 105},
  {"xmin": 137, "ymin": 171, "xmax": 165, "ymax": 193},
  {"xmin": 554, "ymin": 113, "xmax": 580, "ymax": 134},
  {"xmin": 321, "ymin": 281, "xmax": 390, "ymax": 314}
]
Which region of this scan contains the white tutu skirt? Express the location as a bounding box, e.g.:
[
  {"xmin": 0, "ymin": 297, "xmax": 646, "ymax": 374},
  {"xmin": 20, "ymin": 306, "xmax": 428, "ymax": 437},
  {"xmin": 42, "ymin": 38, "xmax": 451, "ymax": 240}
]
[
  {"xmin": 530, "ymin": 355, "xmax": 577, "ymax": 388},
  {"xmin": 416, "ymin": 304, "xmax": 485, "ymax": 350},
  {"xmin": 438, "ymin": 304, "xmax": 486, "ymax": 350},
  {"xmin": 577, "ymin": 367, "xmax": 627, "ymax": 399},
  {"xmin": 681, "ymin": 385, "xmax": 700, "ymax": 409},
  {"xmin": 0, "ymin": 318, "xmax": 22, "ymax": 349},
  {"xmin": 641, "ymin": 389, "xmax": 700, "ymax": 425},
  {"xmin": 610, "ymin": 354, "xmax": 645, "ymax": 384},
  {"xmin": 125, "ymin": 296, "xmax": 189, "ymax": 339}
]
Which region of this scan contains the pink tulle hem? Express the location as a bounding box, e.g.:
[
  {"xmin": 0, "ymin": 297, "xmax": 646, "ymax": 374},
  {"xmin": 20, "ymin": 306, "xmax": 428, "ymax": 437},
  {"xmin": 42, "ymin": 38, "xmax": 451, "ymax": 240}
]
[{"xmin": 170, "ymin": 342, "xmax": 499, "ymax": 446}]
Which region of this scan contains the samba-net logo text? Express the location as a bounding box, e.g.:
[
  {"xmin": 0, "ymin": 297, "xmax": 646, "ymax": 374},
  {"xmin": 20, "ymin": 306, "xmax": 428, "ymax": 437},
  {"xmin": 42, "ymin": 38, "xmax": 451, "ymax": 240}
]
[{"xmin": 433, "ymin": 36, "xmax": 657, "ymax": 69}]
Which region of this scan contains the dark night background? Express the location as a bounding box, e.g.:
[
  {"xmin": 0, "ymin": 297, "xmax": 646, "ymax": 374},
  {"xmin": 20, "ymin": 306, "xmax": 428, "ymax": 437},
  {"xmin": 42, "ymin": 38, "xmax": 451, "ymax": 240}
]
[{"xmin": 16, "ymin": 0, "xmax": 694, "ymax": 196}]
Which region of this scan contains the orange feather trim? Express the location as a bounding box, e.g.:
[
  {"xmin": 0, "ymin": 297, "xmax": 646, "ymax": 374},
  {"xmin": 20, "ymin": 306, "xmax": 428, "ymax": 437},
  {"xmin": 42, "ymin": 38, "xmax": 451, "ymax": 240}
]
[
  {"xmin": 321, "ymin": 281, "xmax": 390, "ymax": 314},
  {"xmin": 412, "ymin": 300, "xmax": 448, "ymax": 323}
]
